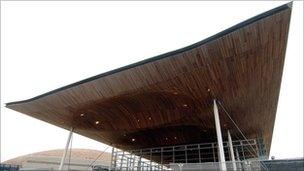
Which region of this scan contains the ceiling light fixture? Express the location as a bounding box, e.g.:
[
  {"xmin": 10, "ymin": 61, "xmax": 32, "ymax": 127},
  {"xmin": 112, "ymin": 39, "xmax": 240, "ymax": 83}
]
[{"xmin": 95, "ymin": 121, "xmax": 100, "ymax": 125}]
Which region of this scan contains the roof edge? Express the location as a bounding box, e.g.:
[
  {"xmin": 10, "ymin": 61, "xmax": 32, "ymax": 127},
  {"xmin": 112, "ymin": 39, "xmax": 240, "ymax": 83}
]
[{"xmin": 6, "ymin": 2, "xmax": 292, "ymax": 107}]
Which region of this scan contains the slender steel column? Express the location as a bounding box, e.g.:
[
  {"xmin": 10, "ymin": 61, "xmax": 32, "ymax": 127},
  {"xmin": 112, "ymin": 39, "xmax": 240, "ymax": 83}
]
[
  {"xmin": 109, "ymin": 146, "xmax": 114, "ymax": 171},
  {"xmin": 235, "ymin": 148, "xmax": 241, "ymax": 170},
  {"xmin": 138, "ymin": 150, "xmax": 142, "ymax": 171},
  {"xmin": 59, "ymin": 127, "xmax": 73, "ymax": 171},
  {"xmin": 236, "ymin": 148, "xmax": 240, "ymax": 161},
  {"xmin": 114, "ymin": 149, "xmax": 118, "ymax": 171},
  {"xmin": 228, "ymin": 130, "xmax": 237, "ymax": 171},
  {"xmin": 213, "ymin": 99, "xmax": 227, "ymax": 171}
]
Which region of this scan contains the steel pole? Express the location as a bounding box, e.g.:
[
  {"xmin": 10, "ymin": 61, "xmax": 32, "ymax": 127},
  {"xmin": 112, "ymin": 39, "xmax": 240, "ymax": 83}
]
[
  {"xmin": 109, "ymin": 146, "xmax": 114, "ymax": 171},
  {"xmin": 213, "ymin": 99, "xmax": 227, "ymax": 171},
  {"xmin": 228, "ymin": 130, "xmax": 237, "ymax": 171},
  {"xmin": 59, "ymin": 127, "xmax": 73, "ymax": 171}
]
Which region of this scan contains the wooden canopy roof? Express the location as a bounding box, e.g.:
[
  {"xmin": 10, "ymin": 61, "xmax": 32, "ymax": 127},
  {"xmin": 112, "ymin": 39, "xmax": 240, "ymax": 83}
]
[{"xmin": 6, "ymin": 3, "xmax": 292, "ymax": 156}]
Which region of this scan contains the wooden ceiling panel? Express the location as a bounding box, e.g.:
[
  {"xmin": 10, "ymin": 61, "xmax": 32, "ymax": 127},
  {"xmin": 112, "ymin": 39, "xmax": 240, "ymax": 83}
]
[{"xmin": 6, "ymin": 4, "xmax": 292, "ymax": 156}]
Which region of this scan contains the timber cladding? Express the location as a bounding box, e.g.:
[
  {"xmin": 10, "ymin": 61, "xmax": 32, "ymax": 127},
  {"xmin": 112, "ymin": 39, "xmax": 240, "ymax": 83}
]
[{"xmin": 6, "ymin": 3, "xmax": 292, "ymax": 156}]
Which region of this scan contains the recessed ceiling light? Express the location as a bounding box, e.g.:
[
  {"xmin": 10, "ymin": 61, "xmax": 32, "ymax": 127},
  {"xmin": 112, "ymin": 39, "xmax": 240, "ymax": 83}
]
[
  {"xmin": 174, "ymin": 136, "xmax": 177, "ymax": 140},
  {"xmin": 80, "ymin": 113, "xmax": 84, "ymax": 117},
  {"xmin": 132, "ymin": 138, "xmax": 136, "ymax": 142},
  {"xmin": 148, "ymin": 117, "xmax": 152, "ymax": 120},
  {"xmin": 173, "ymin": 92, "xmax": 178, "ymax": 95},
  {"xmin": 183, "ymin": 104, "xmax": 188, "ymax": 107},
  {"xmin": 207, "ymin": 88, "xmax": 211, "ymax": 92},
  {"xmin": 165, "ymin": 137, "xmax": 168, "ymax": 140},
  {"xmin": 95, "ymin": 121, "xmax": 100, "ymax": 125},
  {"xmin": 137, "ymin": 119, "xmax": 140, "ymax": 122}
]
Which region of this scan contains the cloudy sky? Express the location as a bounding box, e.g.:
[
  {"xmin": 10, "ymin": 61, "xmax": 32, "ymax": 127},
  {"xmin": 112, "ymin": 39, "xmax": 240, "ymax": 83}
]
[{"xmin": 1, "ymin": 1, "xmax": 303, "ymax": 162}]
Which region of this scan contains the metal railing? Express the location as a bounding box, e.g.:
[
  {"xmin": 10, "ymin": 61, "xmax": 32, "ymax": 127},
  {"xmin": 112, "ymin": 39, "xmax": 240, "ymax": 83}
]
[
  {"xmin": 169, "ymin": 158, "xmax": 304, "ymax": 171},
  {"xmin": 104, "ymin": 158, "xmax": 304, "ymax": 171},
  {"xmin": 109, "ymin": 138, "xmax": 267, "ymax": 171}
]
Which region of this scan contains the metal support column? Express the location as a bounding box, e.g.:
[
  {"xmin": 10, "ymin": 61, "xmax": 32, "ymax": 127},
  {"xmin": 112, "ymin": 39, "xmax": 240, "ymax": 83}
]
[
  {"xmin": 114, "ymin": 149, "xmax": 118, "ymax": 171},
  {"xmin": 235, "ymin": 148, "xmax": 241, "ymax": 170},
  {"xmin": 109, "ymin": 146, "xmax": 114, "ymax": 171},
  {"xmin": 213, "ymin": 99, "xmax": 227, "ymax": 171},
  {"xmin": 59, "ymin": 127, "xmax": 73, "ymax": 171},
  {"xmin": 228, "ymin": 130, "xmax": 237, "ymax": 171},
  {"xmin": 235, "ymin": 148, "xmax": 240, "ymax": 161},
  {"xmin": 138, "ymin": 150, "xmax": 142, "ymax": 171}
]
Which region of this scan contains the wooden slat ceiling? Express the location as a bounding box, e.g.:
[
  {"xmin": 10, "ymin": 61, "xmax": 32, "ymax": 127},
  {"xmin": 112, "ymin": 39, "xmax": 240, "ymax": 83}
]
[{"xmin": 6, "ymin": 3, "xmax": 292, "ymax": 156}]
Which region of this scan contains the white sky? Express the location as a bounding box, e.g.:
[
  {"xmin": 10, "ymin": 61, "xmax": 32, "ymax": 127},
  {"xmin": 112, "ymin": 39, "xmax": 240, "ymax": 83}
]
[{"xmin": 1, "ymin": 1, "xmax": 303, "ymax": 162}]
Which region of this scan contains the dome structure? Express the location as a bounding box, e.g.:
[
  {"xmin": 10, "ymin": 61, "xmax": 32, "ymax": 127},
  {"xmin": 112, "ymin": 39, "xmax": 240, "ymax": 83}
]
[{"xmin": 3, "ymin": 149, "xmax": 111, "ymax": 171}]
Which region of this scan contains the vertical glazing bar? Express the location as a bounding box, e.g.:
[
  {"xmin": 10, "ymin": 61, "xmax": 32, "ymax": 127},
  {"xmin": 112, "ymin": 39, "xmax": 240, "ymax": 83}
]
[
  {"xmin": 173, "ymin": 147, "xmax": 175, "ymax": 163},
  {"xmin": 212, "ymin": 143, "xmax": 216, "ymax": 162},
  {"xmin": 120, "ymin": 151, "xmax": 125, "ymax": 171},
  {"xmin": 138, "ymin": 150, "xmax": 142, "ymax": 171},
  {"xmin": 185, "ymin": 146, "xmax": 188, "ymax": 163},
  {"xmin": 126, "ymin": 156, "xmax": 129, "ymax": 171},
  {"xmin": 198, "ymin": 144, "xmax": 201, "ymax": 163},
  {"xmin": 150, "ymin": 149, "xmax": 152, "ymax": 171},
  {"xmin": 161, "ymin": 148, "xmax": 164, "ymax": 171},
  {"xmin": 131, "ymin": 154, "xmax": 135, "ymax": 171}
]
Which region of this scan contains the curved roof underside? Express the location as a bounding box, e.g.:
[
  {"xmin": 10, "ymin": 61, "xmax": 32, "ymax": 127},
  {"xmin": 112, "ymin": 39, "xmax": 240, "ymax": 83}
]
[{"xmin": 6, "ymin": 3, "xmax": 292, "ymax": 156}]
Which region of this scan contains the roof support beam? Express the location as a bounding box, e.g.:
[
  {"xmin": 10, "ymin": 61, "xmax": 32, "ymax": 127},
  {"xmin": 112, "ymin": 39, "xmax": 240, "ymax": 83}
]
[
  {"xmin": 228, "ymin": 130, "xmax": 237, "ymax": 171},
  {"xmin": 59, "ymin": 127, "xmax": 73, "ymax": 171},
  {"xmin": 213, "ymin": 99, "xmax": 227, "ymax": 171}
]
